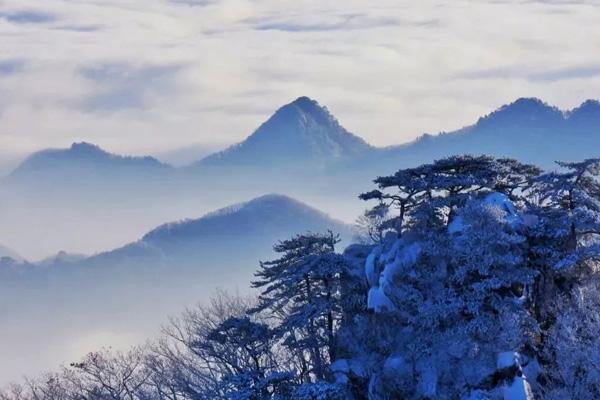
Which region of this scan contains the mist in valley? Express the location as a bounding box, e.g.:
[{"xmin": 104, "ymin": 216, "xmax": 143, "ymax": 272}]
[{"xmin": 4, "ymin": 95, "xmax": 600, "ymax": 385}]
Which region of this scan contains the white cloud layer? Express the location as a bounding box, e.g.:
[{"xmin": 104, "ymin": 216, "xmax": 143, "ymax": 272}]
[{"xmin": 1, "ymin": 0, "xmax": 599, "ymax": 157}]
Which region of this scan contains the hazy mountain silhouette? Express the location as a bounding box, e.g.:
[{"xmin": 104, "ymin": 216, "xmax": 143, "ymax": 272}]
[
  {"xmin": 2, "ymin": 193, "xmax": 352, "ymax": 293},
  {"xmin": 6, "ymin": 96, "xmax": 600, "ymax": 186},
  {"xmin": 6, "ymin": 142, "xmax": 170, "ymax": 183},
  {"xmin": 2, "ymin": 97, "xmax": 600, "ymax": 385},
  {"xmin": 197, "ymin": 97, "xmax": 372, "ymax": 168},
  {"xmin": 83, "ymin": 193, "xmax": 352, "ymax": 272},
  {"xmin": 3, "ymin": 96, "xmax": 600, "ymax": 259},
  {"xmin": 0, "ymin": 243, "xmax": 21, "ymax": 261},
  {"xmin": 0, "ymin": 143, "xmax": 178, "ymax": 258},
  {"xmin": 380, "ymin": 97, "xmax": 600, "ymax": 169},
  {"xmin": 0, "ymin": 194, "xmax": 353, "ymax": 384}
]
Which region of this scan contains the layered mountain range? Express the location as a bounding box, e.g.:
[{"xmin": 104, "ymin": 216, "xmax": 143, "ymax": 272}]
[
  {"xmin": 2, "ymin": 95, "xmax": 600, "ymax": 259},
  {"xmin": 5, "ymin": 96, "xmax": 600, "ymax": 183},
  {"xmin": 381, "ymin": 97, "xmax": 600, "ymax": 169},
  {"xmin": 81, "ymin": 193, "xmax": 352, "ymax": 272},
  {"xmin": 2, "ymin": 96, "xmax": 600, "ymax": 385}
]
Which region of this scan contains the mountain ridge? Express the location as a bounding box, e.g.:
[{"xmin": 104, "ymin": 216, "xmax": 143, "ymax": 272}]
[
  {"xmin": 7, "ymin": 96, "xmax": 600, "ymax": 178},
  {"xmin": 142, "ymin": 193, "xmax": 348, "ymax": 243},
  {"xmin": 197, "ymin": 96, "xmax": 373, "ymax": 167},
  {"xmin": 0, "ymin": 243, "xmax": 22, "ymax": 262},
  {"xmin": 77, "ymin": 193, "xmax": 353, "ymax": 269},
  {"xmin": 5, "ymin": 142, "xmax": 170, "ymax": 182}
]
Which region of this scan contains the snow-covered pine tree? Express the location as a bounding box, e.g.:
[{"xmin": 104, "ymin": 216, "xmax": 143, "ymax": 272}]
[
  {"xmin": 526, "ymin": 159, "xmax": 600, "ymax": 319},
  {"xmin": 341, "ymin": 156, "xmax": 544, "ymax": 399},
  {"xmin": 359, "ymin": 155, "xmax": 541, "ymax": 237},
  {"xmin": 541, "ymin": 279, "xmax": 600, "ymax": 399},
  {"xmin": 251, "ymin": 231, "xmax": 347, "ymax": 384},
  {"xmin": 207, "ymin": 316, "xmax": 295, "ymax": 399},
  {"xmin": 525, "ymin": 158, "xmax": 600, "ymax": 396}
]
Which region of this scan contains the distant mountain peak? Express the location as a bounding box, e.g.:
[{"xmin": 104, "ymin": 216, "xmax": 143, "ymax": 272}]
[
  {"xmin": 577, "ymin": 99, "xmax": 600, "ymax": 109},
  {"xmin": 0, "ymin": 243, "xmax": 23, "ymax": 262},
  {"xmin": 476, "ymin": 97, "xmax": 564, "ymax": 128},
  {"xmin": 7, "ymin": 142, "xmax": 168, "ymax": 181},
  {"xmin": 569, "ymin": 99, "xmax": 600, "ymax": 122},
  {"xmin": 65, "ymin": 142, "xmax": 112, "ymax": 159},
  {"xmin": 248, "ymin": 192, "xmax": 300, "ymax": 204},
  {"xmin": 494, "ymin": 97, "xmax": 559, "ymax": 115},
  {"xmin": 286, "ymin": 96, "xmax": 334, "ymax": 123},
  {"xmin": 264, "ymin": 96, "xmax": 342, "ymax": 137},
  {"xmin": 198, "ymin": 97, "xmax": 372, "ymax": 167},
  {"xmin": 509, "ymin": 97, "xmax": 547, "ymax": 107},
  {"xmin": 200, "ymin": 193, "xmax": 311, "ymax": 219},
  {"xmin": 290, "ymin": 95, "xmax": 318, "ymax": 108},
  {"xmin": 142, "ymin": 193, "xmax": 348, "ymax": 244},
  {"xmin": 70, "ymin": 141, "xmax": 102, "ymax": 151}
]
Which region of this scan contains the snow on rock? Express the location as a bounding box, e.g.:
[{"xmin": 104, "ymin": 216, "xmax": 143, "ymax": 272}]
[
  {"xmin": 496, "ymin": 352, "xmax": 535, "ymax": 400},
  {"xmin": 365, "ymin": 245, "xmax": 382, "ymax": 287},
  {"xmin": 368, "ymin": 286, "xmax": 395, "ymax": 312},
  {"xmin": 383, "ymin": 355, "xmax": 411, "ymax": 377},
  {"xmin": 497, "ymin": 351, "xmax": 519, "ymax": 369},
  {"xmin": 449, "ymin": 192, "xmax": 521, "ymax": 234},
  {"xmin": 462, "ymin": 390, "xmax": 487, "ymax": 400},
  {"xmin": 379, "ymin": 239, "xmax": 401, "ymax": 264},
  {"xmin": 503, "ymin": 376, "xmax": 534, "ymax": 400},
  {"xmin": 393, "ymin": 242, "xmax": 421, "ymax": 272},
  {"xmin": 348, "ymin": 359, "xmax": 367, "ymax": 379},
  {"xmin": 522, "ymin": 357, "xmax": 541, "ymax": 385},
  {"xmin": 380, "ymin": 242, "xmax": 421, "ymax": 284},
  {"xmin": 484, "ymin": 192, "xmax": 516, "ymax": 215},
  {"xmin": 330, "ymin": 359, "xmax": 350, "ymax": 384},
  {"xmin": 330, "ymin": 358, "xmax": 367, "ymax": 384},
  {"xmin": 520, "ymin": 213, "xmax": 539, "ymax": 228},
  {"xmin": 368, "ymin": 373, "xmax": 384, "ymax": 399},
  {"xmin": 365, "ymin": 239, "xmax": 422, "ymax": 312},
  {"xmin": 416, "ymin": 364, "xmax": 437, "ymax": 397},
  {"xmin": 483, "ymin": 192, "xmax": 521, "ymax": 228},
  {"xmin": 448, "ymin": 215, "xmax": 465, "ymax": 234}
]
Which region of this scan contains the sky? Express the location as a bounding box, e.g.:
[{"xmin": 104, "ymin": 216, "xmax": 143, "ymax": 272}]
[{"xmin": 1, "ymin": 0, "xmax": 600, "ymax": 162}]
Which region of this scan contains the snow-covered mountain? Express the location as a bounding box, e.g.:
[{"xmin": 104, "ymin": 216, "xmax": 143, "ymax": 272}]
[{"xmin": 198, "ymin": 96, "xmax": 372, "ymax": 168}]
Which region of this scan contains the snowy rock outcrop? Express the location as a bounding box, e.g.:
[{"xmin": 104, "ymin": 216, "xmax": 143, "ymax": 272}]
[
  {"xmin": 496, "ymin": 352, "xmax": 536, "ymax": 400},
  {"xmin": 365, "ymin": 237, "xmax": 421, "ymax": 312}
]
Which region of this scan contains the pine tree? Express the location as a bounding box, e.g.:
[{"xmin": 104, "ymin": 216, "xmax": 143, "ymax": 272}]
[
  {"xmin": 359, "ymin": 155, "xmax": 540, "ymax": 237},
  {"xmin": 349, "ymin": 156, "xmax": 543, "ymax": 398},
  {"xmin": 207, "ymin": 316, "xmax": 294, "ymax": 399},
  {"xmin": 523, "ymin": 159, "xmax": 600, "ymax": 321},
  {"xmin": 251, "ymin": 231, "xmax": 347, "ymax": 383}
]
